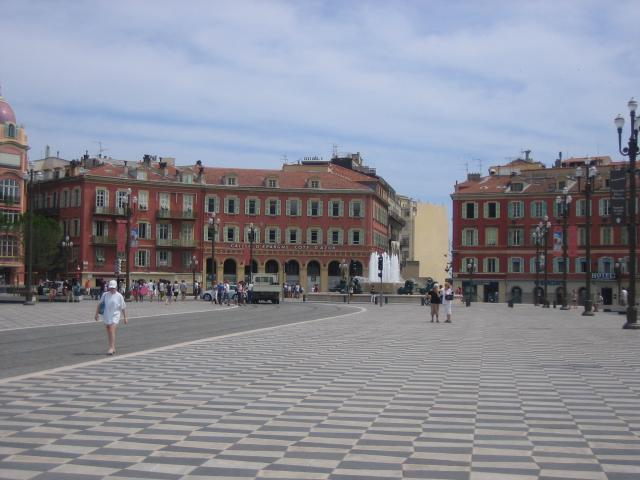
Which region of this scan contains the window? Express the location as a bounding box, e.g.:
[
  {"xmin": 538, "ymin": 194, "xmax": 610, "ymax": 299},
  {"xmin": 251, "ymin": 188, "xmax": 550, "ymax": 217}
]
[
  {"xmin": 599, "ymin": 198, "xmax": 611, "ymax": 216},
  {"xmin": 510, "ymin": 182, "xmax": 524, "ymax": 192},
  {"xmin": 138, "ymin": 191, "xmax": 148, "ymax": 210},
  {"xmin": 621, "ymin": 228, "xmax": 628, "ymax": 245},
  {"xmin": 72, "ymin": 219, "xmax": 80, "ymax": 237},
  {"xmin": 205, "ymin": 196, "xmax": 218, "ymax": 214},
  {"xmin": 530, "ymin": 201, "xmax": 547, "ymax": 218},
  {"xmin": 309, "ymin": 179, "xmax": 320, "ymax": 188},
  {"xmin": 159, "ymin": 192, "xmax": 170, "ymax": 211},
  {"xmin": 462, "ymin": 201, "xmax": 478, "ymax": 219},
  {"xmin": 484, "ymin": 201, "xmax": 500, "ymax": 219},
  {"xmin": 116, "ymin": 190, "xmax": 129, "ymax": 210},
  {"xmin": 206, "ymin": 225, "xmax": 219, "ymax": 242},
  {"xmin": 576, "ymin": 199, "xmax": 590, "ymax": 216},
  {"xmin": 158, "ymin": 223, "xmax": 170, "ymax": 240},
  {"xmin": 224, "ymin": 226, "xmax": 239, "ymax": 242},
  {"xmin": 349, "ymin": 229, "xmax": 363, "ymax": 245},
  {"xmin": 350, "ymin": 200, "xmax": 363, "ymax": 218},
  {"xmin": 181, "ymin": 173, "xmax": 192, "ymax": 184},
  {"xmin": 61, "ymin": 189, "xmax": 69, "ymax": 208},
  {"xmin": 329, "ymin": 229, "xmax": 343, "ymax": 245},
  {"xmin": 485, "ymin": 227, "xmax": 498, "ymax": 246},
  {"xmin": 460, "ymin": 257, "xmax": 478, "ymax": 273},
  {"xmin": 329, "ymin": 200, "xmax": 344, "ymax": 217},
  {"xmin": 267, "ymin": 177, "xmax": 278, "ymax": 188},
  {"xmin": 95, "ymin": 247, "xmax": 105, "ymax": 264},
  {"xmin": 576, "ymin": 257, "xmax": 587, "ymax": 273},
  {"xmin": 226, "ymin": 176, "xmax": 237, "ymax": 186},
  {"xmin": 93, "ymin": 220, "xmax": 108, "ymax": 237},
  {"xmin": 598, "ymin": 257, "xmax": 613, "ymax": 274},
  {"xmin": 180, "ymin": 223, "xmax": 194, "ymax": 242},
  {"xmin": 135, "ymin": 250, "xmax": 150, "ymax": 267},
  {"xmin": 508, "ymin": 201, "xmax": 524, "ymax": 218},
  {"xmin": 509, "ymin": 257, "xmax": 523, "ymax": 273},
  {"xmin": 245, "ymin": 198, "xmax": 260, "ymax": 215},
  {"xmin": 286, "ymin": 199, "xmax": 301, "ymax": 216},
  {"xmin": 0, "ymin": 179, "xmax": 19, "ymax": 203},
  {"xmin": 577, "ymin": 227, "xmax": 587, "ymax": 246},
  {"xmin": 95, "ymin": 189, "xmax": 107, "ymax": 208},
  {"xmin": 138, "ymin": 222, "xmax": 151, "ymax": 240},
  {"xmin": 183, "ymin": 194, "xmax": 194, "ymax": 214},
  {"xmin": 225, "ymin": 196, "xmax": 239, "ymax": 214},
  {"xmin": 0, "ymin": 210, "xmax": 19, "ymax": 224},
  {"xmin": 484, "ymin": 258, "xmax": 498, "ymax": 273},
  {"xmin": 600, "ymin": 226, "xmax": 613, "ymax": 245},
  {"xmin": 308, "ymin": 199, "xmax": 322, "ymax": 217},
  {"xmin": 6, "ymin": 124, "xmax": 16, "ymax": 138},
  {"xmin": 0, "ymin": 235, "xmax": 18, "ymax": 257},
  {"xmin": 137, "ymin": 170, "xmax": 147, "ymax": 181},
  {"xmin": 157, "ymin": 250, "xmax": 171, "ymax": 267},
  {"xmin": 462, "ymin": 228, "xmax": 478, "ymax": 246},
  {"xmin": 508, "ymin": 228, "xmax": 523, "ymax": 246},
  {"xmin": 287, "ymin": 228, "xmax": 300, "ymax": 244},
  {"xmin": 265, "ymin": 227, "xmax": 280, "ymax": 244},
  {"xmin": 307, "ymin": 228, "xmax": 322, "ymax": 245},
  {"xmin": 266, "ymin": 198, "xmax": 280, "ymax": 216},
  {"xmin": 553, "ymin": 257, "xmax": 567, "ymax": 274},
  {"xmin": 73, "ymin": 188, "xmax": 81, "ymax": 207}
]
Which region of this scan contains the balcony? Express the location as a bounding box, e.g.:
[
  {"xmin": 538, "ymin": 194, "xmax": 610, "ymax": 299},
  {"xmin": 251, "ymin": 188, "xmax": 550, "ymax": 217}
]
[
  {"xmin": 156, "ymin": 238, "xmax": 198, "ymax": 248},
  {"xmin": 91, "ymin": 235, "xmax": 118, "ymax": 245},
  {"xmin": 156, "ymin": 209, "xmax": 196, "ymax": 220},
  {"xmin": 93, "ymin": 206, "xmax": 127, "ymax": 216}
]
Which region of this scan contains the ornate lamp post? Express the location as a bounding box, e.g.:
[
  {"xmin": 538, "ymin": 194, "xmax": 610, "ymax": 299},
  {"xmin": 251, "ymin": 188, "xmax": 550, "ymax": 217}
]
[
  {"xmin": 535, "ymin": 216, "xmax": 552, "ymax": 307},
  {"xmin": 465, "ymin": 258, "xmax": 475, "ymax": 307},
  {"xmin": 532, "ymin": 229, "xmax": 543, "ymax": 305},
  {"xmin": 614, "ymin": 98, "xmax": 639, "ymax": 329},
  {"xmin": 555, "ymin": 188, "xmax": 572, "ymax": 309},
  {"xmin": 191, "ymin": 254, "xmax": 199, "ymax": 295},
  {"xmin": 208, "ymin": 213, "xmax": 220, "ymax": 291},
  {"xmin": 577, "ymin": 164, "xmax": 597, "ymax": 316},
  {"xmin": 124, "ymin": 188, "xmax": 137, "ymax": 300},
  {"xmin": 248, "ymin": 222, "xmax": 256, "ymax": 283},
  {"xmin": 60, "ymin": 235, "xmax": 73, "ymax": 278}
]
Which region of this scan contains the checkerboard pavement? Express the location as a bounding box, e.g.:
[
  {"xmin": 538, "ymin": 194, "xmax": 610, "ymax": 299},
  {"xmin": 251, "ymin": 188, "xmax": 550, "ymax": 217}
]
[{"xmin": 0, "ymin": 303, "xmax": 639, "ymax": 479}]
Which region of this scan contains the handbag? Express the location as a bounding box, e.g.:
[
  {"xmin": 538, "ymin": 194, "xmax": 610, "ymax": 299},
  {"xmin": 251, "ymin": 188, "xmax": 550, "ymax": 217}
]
[
  {"xmin": 445, "ymin": 293, "xmax": 454, "ymax": 301},
  {"xmin": 98, "ymin": 296, "xmax": 106, "ymax": 315}
]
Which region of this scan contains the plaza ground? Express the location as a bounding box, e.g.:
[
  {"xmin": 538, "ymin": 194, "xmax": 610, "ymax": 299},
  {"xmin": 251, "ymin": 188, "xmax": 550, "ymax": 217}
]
[{"xmin": 0, "ymin": 302, "xmax": 638, "ymax": 479}]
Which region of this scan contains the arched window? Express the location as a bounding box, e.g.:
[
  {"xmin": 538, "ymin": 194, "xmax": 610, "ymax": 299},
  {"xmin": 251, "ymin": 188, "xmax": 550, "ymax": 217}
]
[
  {"xmin": 6, "ymin": 124, "xmax": 16, "ymax": 138},
  {"xmin": 0, "ymin": 178, "xmax": 20, "ymax": 203}
]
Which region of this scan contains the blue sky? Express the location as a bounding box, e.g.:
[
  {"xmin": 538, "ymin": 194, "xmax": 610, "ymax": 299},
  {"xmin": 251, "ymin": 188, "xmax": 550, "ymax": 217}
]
[{"xmin": 1, "ymin": 0, "xmax": 639, "ymax": 206}]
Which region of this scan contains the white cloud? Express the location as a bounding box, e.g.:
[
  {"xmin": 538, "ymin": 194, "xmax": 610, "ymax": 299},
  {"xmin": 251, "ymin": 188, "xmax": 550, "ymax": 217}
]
[{"xmin": 1, "ymin": 0, "xmax": 639, "ymax": 207}]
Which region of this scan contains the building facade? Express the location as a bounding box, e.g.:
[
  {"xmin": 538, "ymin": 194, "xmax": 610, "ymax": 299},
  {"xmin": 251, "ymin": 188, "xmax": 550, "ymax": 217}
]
[
  {"xmin": 32, "ymin": 155, "xmax": 397, "ymax": 291},
  {"xmin": 452, "ymin": 154, "xmax": 638, "ymax": 305},
  {"xmin": 0, "ymin": 93, "xmax": 28, "ymax": 285}
]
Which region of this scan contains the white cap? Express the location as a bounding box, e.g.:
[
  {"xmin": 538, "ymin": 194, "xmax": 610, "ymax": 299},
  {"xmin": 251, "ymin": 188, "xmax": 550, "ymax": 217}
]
[{"xmin": 108, "ymin": 280, "xmax": 118, "ymax": 289}]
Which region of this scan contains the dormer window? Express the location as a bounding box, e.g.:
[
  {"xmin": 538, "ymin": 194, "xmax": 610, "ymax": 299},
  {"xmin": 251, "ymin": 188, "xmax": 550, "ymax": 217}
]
[
  {"xmin": 226, "ymin": 176, "xmax": 237, "ymax": 186},
  {"xmin": 182, "ymin": 174, "xmax": 193, "ymax": 184},
  {"xmin": 136, "ymin": 170, "xmax": 147, "ymax": 181},
  {"xmin": 510, "ymin": 182, "xmax": 523, "ymax": 192},
  {"xmin": 309, "ymin": 178, "xmax": 320, "ymax": 189},
  {"xmin": 266, "ymin": 177, "xmax": 278, "ymax": 188}
]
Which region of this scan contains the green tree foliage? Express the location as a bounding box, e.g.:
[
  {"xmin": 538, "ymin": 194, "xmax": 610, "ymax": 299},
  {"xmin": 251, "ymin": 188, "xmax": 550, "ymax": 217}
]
[{"xmin": 23, "ymin": 213, "xmax": 63, "ymax": 277}]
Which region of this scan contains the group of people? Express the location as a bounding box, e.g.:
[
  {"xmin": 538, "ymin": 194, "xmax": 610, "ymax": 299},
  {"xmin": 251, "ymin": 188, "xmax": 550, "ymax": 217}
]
[
  {"xmin": 209, "ymin": 280, "xmax": 254, "ymax": 305},
  {"xmin": 424, "ymin": 281, "xmax": 454, "ymax": 323},
  {"xmin": 283, "ymin": 283, "xmax": 303, "ymax": 298}
]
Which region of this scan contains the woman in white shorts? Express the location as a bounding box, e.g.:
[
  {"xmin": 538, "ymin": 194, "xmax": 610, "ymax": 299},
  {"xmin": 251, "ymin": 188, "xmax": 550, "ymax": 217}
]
[
  {"xmin": 442, "ymin": 281, "xmax": 454, "ymax": 323},
  {"xmin": 95, "ymin": 280, "xmax": 127, "ymax": 355}
]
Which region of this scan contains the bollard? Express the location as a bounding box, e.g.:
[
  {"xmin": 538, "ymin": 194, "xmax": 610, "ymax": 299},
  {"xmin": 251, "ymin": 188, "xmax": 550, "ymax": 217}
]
[
  {"xmin": 303, "ymin": 294, "xmax": 306, "ymax": 302},
  {"xmin": 465, "ymin": 299, "xmax": 471, "ymax": 307},
  {"xmin": 508, "ymin": 299, "xmax": 514, "ymax": 308}
]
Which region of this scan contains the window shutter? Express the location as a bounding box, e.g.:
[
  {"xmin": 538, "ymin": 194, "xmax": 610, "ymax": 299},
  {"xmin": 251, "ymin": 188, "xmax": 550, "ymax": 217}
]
[
  {"xmin": 541, "ymin": 202, "xmax": 547, "ymax": 217},
  {"xmin": 495, "ymin": 203, "xmax": 500, "ymax": 218},
  {"xmin": 307, "ymin": 201, "xmax": 312, "ymax": 216},
  {"xmin": 286, "ymin": 200, "xmax": 291, "ymax": 215},
  {"xmin": 339, "ymin": 201, "xmax": 344, "ymax": 217},
  {"xmin": 462, "ymin": 203, "xmax": 467, "ymax": 219},
  {"xmin": 483, "ymin": 203, "xmax": 489, "ymax": 218},
  {"xmin": 277, "ymin": 199, "xmax": 281, "ymax": 215}
]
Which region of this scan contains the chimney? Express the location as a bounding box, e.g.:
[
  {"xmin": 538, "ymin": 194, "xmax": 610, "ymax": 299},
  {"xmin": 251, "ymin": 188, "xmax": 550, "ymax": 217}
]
[
  {"xmin": 123, "ymin": 160, "xmax": 129, "ymax": 177},
  {"xmin": 467, "ymin": 172, "xmax": 481, "ymax": 182},
  {"xmin": 159, "ymin": 161, "xmax": 168, "ymax": 177},
  {"xmin": 45, "ymin": 145, "xmax": 50, "ymax": 158}
]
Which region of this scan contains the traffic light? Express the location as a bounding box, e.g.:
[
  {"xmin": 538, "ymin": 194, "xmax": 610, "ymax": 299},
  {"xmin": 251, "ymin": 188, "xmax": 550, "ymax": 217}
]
[
  {"xmin": 377, "ymin": 255, "xmax": 383, "ymax": 271},
  {"xmin": 349, "ymin": 260, "xmax": 357, "ymax": 277}
]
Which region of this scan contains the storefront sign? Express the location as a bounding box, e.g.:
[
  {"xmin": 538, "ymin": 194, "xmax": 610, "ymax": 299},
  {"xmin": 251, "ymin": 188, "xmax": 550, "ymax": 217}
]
[
  {"xmin": 592, "ymin": 272, "xmax": 617, "ymax": 280},
  {"xmin": 228, "ymin": 243, "xmax": 337, "ymax": 251}
]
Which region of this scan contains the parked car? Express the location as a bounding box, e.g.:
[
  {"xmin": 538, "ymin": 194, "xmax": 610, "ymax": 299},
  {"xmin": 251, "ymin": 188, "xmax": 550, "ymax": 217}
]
[{"xmin": 201, "ymin": 285, "xmax": 237, "ymax": 302}]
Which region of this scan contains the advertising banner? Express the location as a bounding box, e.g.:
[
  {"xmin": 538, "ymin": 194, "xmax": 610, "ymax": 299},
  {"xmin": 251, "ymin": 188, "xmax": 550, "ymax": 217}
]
[
  {"xmin": 610, "ymin": 169, "xmax": 627, "ymax": 224},
  {"xmin": 552, "ymin": 227, "xmax": 563, "ymax": 256}
]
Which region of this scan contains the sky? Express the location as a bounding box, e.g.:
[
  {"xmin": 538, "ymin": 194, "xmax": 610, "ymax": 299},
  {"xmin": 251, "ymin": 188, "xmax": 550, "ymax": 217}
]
[{"xmin": 1, "ymin": 0, "xmax": 639, "ymax": 207}]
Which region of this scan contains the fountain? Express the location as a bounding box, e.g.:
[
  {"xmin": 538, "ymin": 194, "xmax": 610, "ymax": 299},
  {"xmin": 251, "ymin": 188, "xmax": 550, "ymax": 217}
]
[{"xmin": 367, "ymin": 251, "xmax": 403, "ymax": 293}]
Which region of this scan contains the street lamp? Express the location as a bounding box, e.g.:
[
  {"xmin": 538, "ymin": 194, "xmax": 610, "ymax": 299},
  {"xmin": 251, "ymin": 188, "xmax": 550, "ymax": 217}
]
[
  {"xmin": 247, "ymin": 222, "xmax": 256, "ymax": 283},
  {"xmin": 614, "ymin": 258, "xmax": 623, "ymax": 306},
  {"xmin": 536, "ymin": 216, "xmax": 552, "ymax": 308},
  {"xmin": 124, "ymin": 187, "xmax": 137, "ymax": 300},
  {"xmin": 191, "ymin": 254, "xmax": 199, "ymax": 295},
  {"xmin": 556, "ymin": 188, "xmax": 573, "ymax": 309},
  {"xmin": 208, "ymin": 213, "xmax": 220, "ymax": 291},
  {"xmin": 614, "ymin": 98, "xmax": 639, "ymax": 329},
  {"xmin": 22, "ymin": 169, "xmax": 41, "ymax": 305},
  {"xmin": 532, "ymin": 229, "xmax": 543, "ymax": 306},
  {"xmin": 61, "ymin": 235, "xmax": 73, "ymax": 278},
  {"xmin": 465, "ymin": 258, "xmax": 475, "ymax": 307},
  {"xmin": 577, "ymin": 164, "xmax": 597, "ymax": 316}
]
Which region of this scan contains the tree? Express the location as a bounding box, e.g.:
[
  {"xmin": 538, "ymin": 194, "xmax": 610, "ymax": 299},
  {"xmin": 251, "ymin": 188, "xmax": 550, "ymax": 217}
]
[{"xmin": 22, "ymin": 213, "xmax": 63, "ymax": 280}]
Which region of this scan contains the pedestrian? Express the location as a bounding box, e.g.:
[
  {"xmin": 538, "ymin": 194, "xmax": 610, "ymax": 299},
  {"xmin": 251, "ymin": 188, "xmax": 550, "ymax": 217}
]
[
  {"xmin": 370, "ymin": 285, "xmax": 376, "ymax": 304},
  {"xmin": 572, "ymin": 289, "xmax": 578, "ymax": 309},
  {"xmin": 193, "ymin": 281, "xmax": 200, "ymax": 299},
  {"xmin": 173, "ymin": 281, "xmax": 179, "ymax": 302},
  {"xmin": 621, "ymin": 288, "xmax": 628, "ymax": 306},
  {"xmin": 180, "ymin": 280, "xmax": 187, "ymax": 301},
  {"xmin": 595, "ymin": 291, "xmax": 604, "ymax": 312},
  {"xmin": 428, "ymin": 283, "xmax": 442, "ymax": 322},
  {"xmin": 442, "ymin": 282, "xmax": 454, "ymax": 323},
  {"xmin": 216, "ymin": 281, "xmax": 224, "ymax": 304},
  {"xmin": 165, "ymin": 281, "xmax": 172, "ymax": 305},
  {"xmin": 223, "ymin": 280, "xmax": 230, "ymax": 305},
  {"xmin": 159, "ymin": 280, "xmax": 166, "ymax": 303},
  {"xmin": 247, "ymin": 280, "xmax": 254, "ymax": 304},
  {"xmin": 94, "ymin": 279, "xmax": 127, "ymax": 355}
]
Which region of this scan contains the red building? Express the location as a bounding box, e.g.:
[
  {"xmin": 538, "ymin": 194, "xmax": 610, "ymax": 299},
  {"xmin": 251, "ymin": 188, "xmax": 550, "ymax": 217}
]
[
  {"xmin": 0, "ymin": 93, "xmax": 29, "ymax": 285},
  {"xmin": 452, "ymin": 154, "xmax": 638, "ymax": 306},
  {"xmin": 33, "ymin": 154, "xmax": 394, "ymax": 291}
]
